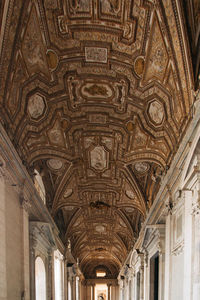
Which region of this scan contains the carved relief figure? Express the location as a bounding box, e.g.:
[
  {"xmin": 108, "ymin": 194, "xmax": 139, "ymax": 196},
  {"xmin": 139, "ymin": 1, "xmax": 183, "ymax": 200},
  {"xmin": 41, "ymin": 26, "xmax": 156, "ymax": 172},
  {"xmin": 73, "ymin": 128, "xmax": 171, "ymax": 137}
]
[
  {"xmin": 85, "ymin": 47, "xmax": 107, "ymax": 63},
  {"xmin": 100, "ymin": 0, "xmax": 119, "ymax": 13},
  {"xmin": 47, "ymin": 121, "xmax": 65, "ymax": 146},
  {"xmin": 148, "ymin": 100, "xmax": 164, "ymax": 124},
  {"xmin": 133, "ymin": 127, "xmax": 147, "ymax": 148},
  {"xmin": 81, "ymin": 82, "xmax": 112, "ymax": 99},
  {"xmin": 150, "ymin": 47, "xmax": 165, "ymax": 73},
  {"xmin": 90, "ymin": 145, "xmax": 108, "ymax": 171},
  {"xmin": 22, "ymin": 7, "xmax": 48, "ymax": 74},
  {"xmin": 69, "ymin": 0, "xmax": 90, "ymax": 12},
  {"xmin": 48, "ymin": 159, "xmax": 63, "ymax": 170},
  {"xmin": 84, "ymin": 84, "xmax": 108, "ymax": 96},
  {"xmin": 134, "ymin": 162, "xmax": 149, "ymax": 173},
  {"xmin": 28, "ymin": 94, "xmax": 45, "ymax": 119}
]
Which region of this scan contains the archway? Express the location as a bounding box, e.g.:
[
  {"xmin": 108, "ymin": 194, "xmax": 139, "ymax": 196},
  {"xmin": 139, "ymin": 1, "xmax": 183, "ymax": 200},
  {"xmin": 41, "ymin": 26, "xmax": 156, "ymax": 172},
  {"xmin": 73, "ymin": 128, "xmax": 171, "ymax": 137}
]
[{"xmin": 35, "ymin": 256, "xmax": 46, "ymax": 300}]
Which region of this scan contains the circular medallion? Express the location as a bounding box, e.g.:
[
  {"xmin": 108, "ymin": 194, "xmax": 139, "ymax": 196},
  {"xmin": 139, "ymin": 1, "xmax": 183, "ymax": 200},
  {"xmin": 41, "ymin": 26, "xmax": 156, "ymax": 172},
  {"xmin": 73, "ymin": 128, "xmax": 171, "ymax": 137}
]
[
  {"xmin": 95, "ymin": 225, "xmax": 105, "ymax": 233},
  {"xmin": 148, "ymin": 100, "xmax": 164, "ymax": 125},
  {"xmin": 134, "ymin": 56, "xmax": 145, "ymax": 77},
  {"xmin": 126, "ymin": 121, "xmax": 134, "ymax": 132},
  {"xmin": 46, "ymin": 49, "xmax": 58, "ymax": 70},
  {"xmin": 28, "ymin": 93, "xmax": 46, "ymax": 119}
]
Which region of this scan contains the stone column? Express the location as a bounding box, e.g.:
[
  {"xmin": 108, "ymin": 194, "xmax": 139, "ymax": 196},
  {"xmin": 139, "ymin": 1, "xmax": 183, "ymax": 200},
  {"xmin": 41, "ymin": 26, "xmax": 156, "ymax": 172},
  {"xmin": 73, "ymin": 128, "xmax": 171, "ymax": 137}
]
[
  {"xmin": 107, "ymin": 283, "xmax": 111, "ymax": 300},
  {"xmin": 47, "ymin": 250, "xmax": 53, "ymax": 300},
  {"xmin": 157, "ymin": 228, "xmax": 165, "ymax": 300},
  {"xmin": 70, "ymin": 277, "xmax": 73, "ymax": 300},
  {"xmin": 192, "ymin": 194, "xmax": 200, "ymax": 300},
  {"xmin": 85, "ymin": 283, "xmax": 88, "ymax": 300},
  {"xmin": 92, "ymin": 284, "xmax": 95, "ymax": 300},
  {"xmin": 118, "ymin": 280, "xmax": 124, "ymax": 300},
  {"xmin": 124, "ymin": 278, "xmax": 128, "ymax": 300},
  {"xmin": 83, "ymin": 281, "xmax": 87, "ymax": 300},
  {"xmin": 143, "ymin": 251, "xmax": 148, "ymax": 300},
  {"xmin": 86, "ymin": 283, "xmax": 92, "ymax": 300},
  {"xmin": 164, "ymin": 211, "xmax": 171, "ymax": 300},
  {"xmin": 30, "ymin": 235, "xmax": 37, "ymax": 300},
  {"xmin": 132, "ymin": 273, "xmax": 136, "ymax": 300},
  {"xmin": 183, "ymin": 190, "xmax": 193, "ymax": 300},
  {"xmin": 20, "ymin": 195, "xmax": 31, "ymax": 300},
  {"xmin": 63, "ymin": 258, "xmax": 68, "ymax": 300},
  {"xmin": 0, "ymin": 174, "xmax": 7, "ymax": 300},
  {"xmin": 128, "ymin": 274, "xmax": 134, "ymax": 300},
  {"xmin": 140, "ymin": 265, "xmax": 144, "ymax": 300}
]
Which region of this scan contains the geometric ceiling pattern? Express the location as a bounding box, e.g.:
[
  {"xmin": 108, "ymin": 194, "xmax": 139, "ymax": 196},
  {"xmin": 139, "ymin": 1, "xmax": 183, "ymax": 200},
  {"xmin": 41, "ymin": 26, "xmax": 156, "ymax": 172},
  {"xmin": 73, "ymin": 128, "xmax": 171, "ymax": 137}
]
[{"xmin": 0, "ymin": 0, "xmax": 196, "ymax": 278}]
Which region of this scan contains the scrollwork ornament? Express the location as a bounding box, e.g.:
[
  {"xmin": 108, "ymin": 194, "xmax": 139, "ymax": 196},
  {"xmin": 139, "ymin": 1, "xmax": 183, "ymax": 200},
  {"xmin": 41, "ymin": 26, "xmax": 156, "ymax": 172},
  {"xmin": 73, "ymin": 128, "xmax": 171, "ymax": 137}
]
[
  {"xmin": 157, "ymin": 241, "xmax": 162, "ymax": 255},
  {"xmin": 0, "ymin": 158, "xmax": 12, "ymax": 184},
  {"xmin": 144, "ymin": 250, "xmax": 148, "ymax": 267},
  {"xmin": 30, "ymin": 235, "xmax": 37, "ymax": 256},
  {"xmin": 192, "ymin": 198, "xmax": 200, "ymax": 216},
  {"xmin": 20, "ymin": 193, "xmax": 31, "ymax": 212},
  {"xmin": 48, "ymin": 250, "xmax": 53, "ymax": 269}
]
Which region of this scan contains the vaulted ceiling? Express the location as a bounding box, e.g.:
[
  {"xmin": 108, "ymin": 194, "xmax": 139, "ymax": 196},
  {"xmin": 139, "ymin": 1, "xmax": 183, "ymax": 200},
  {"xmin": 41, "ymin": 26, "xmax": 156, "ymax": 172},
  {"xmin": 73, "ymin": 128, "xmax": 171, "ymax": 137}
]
[{"xmin": 0, "ymin": 0, "xmax": 197, "ymax": 279}]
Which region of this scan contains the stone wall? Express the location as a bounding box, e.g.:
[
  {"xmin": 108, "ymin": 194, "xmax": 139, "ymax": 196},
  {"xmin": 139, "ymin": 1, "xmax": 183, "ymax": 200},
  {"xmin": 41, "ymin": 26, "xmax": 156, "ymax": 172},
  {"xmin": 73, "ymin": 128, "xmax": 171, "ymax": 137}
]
[{"xmin": 0, "ymin": 178, "xmax": 27, "ymax": 300}]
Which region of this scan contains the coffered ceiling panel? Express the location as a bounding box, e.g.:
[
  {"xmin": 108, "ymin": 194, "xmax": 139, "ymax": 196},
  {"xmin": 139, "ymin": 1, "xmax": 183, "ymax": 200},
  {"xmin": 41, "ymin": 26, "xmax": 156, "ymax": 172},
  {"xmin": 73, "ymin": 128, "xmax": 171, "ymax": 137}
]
[{"xmin": 0, "ymin": 0, "xmax": 195, "ymax": 278}]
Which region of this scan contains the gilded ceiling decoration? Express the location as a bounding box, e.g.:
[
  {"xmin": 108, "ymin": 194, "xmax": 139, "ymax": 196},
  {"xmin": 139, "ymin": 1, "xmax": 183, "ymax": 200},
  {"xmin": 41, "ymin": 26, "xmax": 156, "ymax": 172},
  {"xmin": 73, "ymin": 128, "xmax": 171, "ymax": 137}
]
[{"xmin": 0, "ymin": 0, "xmax": 195, "ymax": 278}]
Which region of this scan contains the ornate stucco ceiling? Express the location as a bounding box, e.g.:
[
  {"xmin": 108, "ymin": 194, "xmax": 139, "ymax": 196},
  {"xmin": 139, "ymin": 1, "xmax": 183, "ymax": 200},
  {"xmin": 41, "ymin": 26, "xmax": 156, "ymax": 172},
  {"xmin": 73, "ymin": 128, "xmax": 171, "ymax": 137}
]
[{"xmin": 0, "ymin": 0, "xmax": 197, "ymax": 278}]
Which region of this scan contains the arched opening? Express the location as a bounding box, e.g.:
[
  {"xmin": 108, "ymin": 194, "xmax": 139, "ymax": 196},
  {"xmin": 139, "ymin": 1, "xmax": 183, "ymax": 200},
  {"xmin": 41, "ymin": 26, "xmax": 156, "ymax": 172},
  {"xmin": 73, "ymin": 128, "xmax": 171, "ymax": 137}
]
[
  {"xmin": 95, "ymin": 284, "xmax": 107, "ymax": 300},
  {"xmin": 34, "ymin": 169, "xmax": 46, "ymax": 204},
  {"xmin": 35, "ymin": 256, "xmax": 46, "ymax": 300},
  {"xmin": 68, "ymin": 281, "xmax": 72, "ymax": 300},
  {"xmin": 54, "ymin": 250, "xmax": 64, "ymax": 300}
]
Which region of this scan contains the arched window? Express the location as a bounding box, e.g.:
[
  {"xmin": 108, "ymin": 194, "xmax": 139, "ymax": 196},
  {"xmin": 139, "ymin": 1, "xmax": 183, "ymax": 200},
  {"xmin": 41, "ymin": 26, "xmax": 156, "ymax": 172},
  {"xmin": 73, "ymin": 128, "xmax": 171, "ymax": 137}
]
[
  {"xmin": 68, "ymin": 281, "xmax": 72, "ymax": 300},
  {"xmin": 76, "ymin": 276, "xmax": 79, "ymax": 300},
  {"xmin": 34, "ymin": 169, "xmax": 46, "ymax": 204},
  {"xmin": 54, "ymin": 250, "xmax": 64, "ymax": 300},
  {"xmin": 35, "ymin": 256, "xmax": 46, "ymax": 300}
]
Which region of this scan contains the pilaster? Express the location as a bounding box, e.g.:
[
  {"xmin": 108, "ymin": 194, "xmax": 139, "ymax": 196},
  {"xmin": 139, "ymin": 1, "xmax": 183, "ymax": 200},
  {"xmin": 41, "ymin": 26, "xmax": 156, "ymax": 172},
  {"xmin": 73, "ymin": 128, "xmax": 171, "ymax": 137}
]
[{"xmin": 191, "ymin": 191, "xmax": 200, "ymax": 300}]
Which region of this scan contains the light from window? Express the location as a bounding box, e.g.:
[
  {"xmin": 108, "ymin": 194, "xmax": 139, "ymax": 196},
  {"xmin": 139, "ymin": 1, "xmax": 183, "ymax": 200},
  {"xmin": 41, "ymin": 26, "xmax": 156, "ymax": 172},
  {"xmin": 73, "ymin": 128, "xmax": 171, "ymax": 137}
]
[
  {"xmin": 96, "ymin": 271, "xmax": 106, "ymax": 277},
  {"xmin": 35, "ymin": 256, "xmax": 46, "ymax": 300},
  {"xmin": 54, "ymin": 250, "xmax": 64, "ymax": 300}
]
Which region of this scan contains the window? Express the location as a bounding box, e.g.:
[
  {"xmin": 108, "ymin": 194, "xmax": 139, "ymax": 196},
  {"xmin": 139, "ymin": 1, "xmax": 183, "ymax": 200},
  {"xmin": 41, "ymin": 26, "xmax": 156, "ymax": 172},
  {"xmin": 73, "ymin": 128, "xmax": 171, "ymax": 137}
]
[
  {"xmin": 68, "ymin": 281, "xmax": 72, "ymax": 300},
  {"xmin": 35, "ymin": 256, "xmax": 46, "ymax": 300},
  {"xmin": 96, "ymin": 271, "xmax": 106, "ymax": 277},
  {"xmin": 76, "ymin": 276, "xmax": 79, "ymax": 300},
  {"xmin": 54, "ymin": 250, "xmax": 64, "ymax": 300}
]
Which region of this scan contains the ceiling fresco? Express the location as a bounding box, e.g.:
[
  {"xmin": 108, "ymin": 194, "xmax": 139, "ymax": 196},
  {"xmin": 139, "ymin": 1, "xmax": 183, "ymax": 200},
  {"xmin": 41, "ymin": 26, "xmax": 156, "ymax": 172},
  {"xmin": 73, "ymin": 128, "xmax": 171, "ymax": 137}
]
[
  {"xmin": 182, "ymin": 0, "xmax": 200, "ymax": 89},
  {"xmin": 0, "ymin": 0, "xmax": 195, "ymax": 278}
]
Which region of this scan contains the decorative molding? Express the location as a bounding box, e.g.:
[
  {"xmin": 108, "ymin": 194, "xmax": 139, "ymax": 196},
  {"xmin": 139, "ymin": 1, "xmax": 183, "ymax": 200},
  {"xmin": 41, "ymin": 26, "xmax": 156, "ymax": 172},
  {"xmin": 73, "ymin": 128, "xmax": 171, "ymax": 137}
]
[
  {"xmin": 141, "ymin": 224, "xmax": 165, "ymax": 254},
  {"xmin": 171, "ymin": 241, "xmax": 184, "ymax": 256},
  {"xmin": 30, "ymin": 221, "xmax": 56, "ymax": 253}
]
